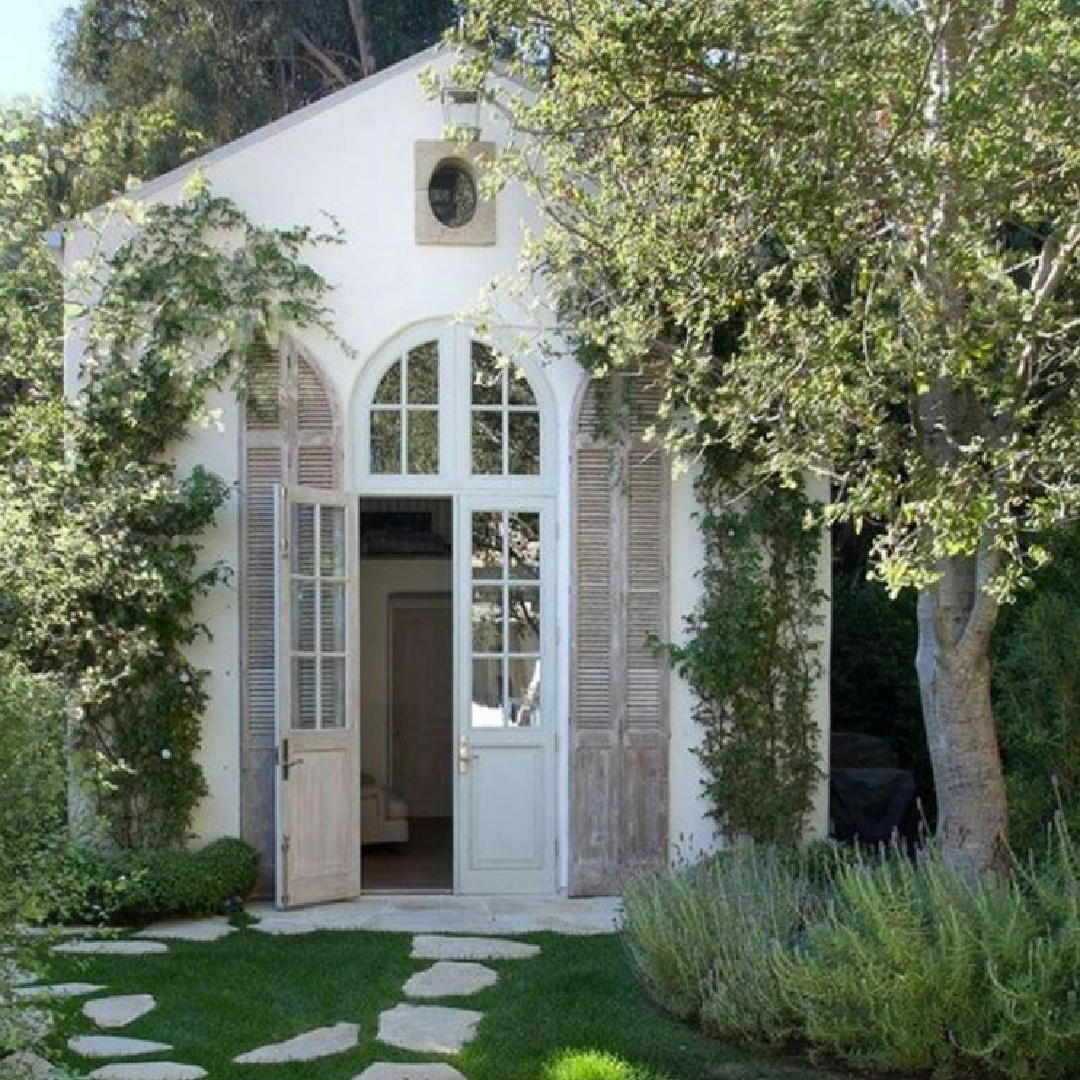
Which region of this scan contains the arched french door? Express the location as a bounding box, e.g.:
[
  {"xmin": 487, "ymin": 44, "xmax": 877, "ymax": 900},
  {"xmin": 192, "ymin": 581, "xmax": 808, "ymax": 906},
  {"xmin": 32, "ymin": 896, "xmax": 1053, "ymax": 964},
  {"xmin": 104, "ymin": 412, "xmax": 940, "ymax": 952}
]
[{"xmin": 248, "ymin": 324, "xmax": 558, "ymax": 906}]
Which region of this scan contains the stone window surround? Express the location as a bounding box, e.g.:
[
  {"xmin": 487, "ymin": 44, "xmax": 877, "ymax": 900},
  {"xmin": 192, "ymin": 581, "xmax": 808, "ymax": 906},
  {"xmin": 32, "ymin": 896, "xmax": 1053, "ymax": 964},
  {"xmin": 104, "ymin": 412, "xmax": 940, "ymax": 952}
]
[{"xmin": 415, "ymin": 140, "xmax": 497, "ymax": 247}]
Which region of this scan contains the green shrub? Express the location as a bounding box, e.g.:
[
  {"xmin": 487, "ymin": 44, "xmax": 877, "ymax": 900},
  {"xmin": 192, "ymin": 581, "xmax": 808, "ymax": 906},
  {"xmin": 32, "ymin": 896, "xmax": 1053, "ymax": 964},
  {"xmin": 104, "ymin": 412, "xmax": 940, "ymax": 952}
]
[
  {"xmin": 0, "ymin": 651, "xmax": 95, "ymax": 1057},
  {"xmin": 993, "ymin": 525, "xmax": 1080, "ymax": 854},
  {"xmin": 627, "ymin": 837, "xmax": 1080, "ymax": 1078},
  {"xmin": 0, "ymin": 652, "xmax": 72, "ymax": 921},
  {"xmin": 544, "ymin": 1050, "xmax": 663, "ymax": 1080},
  {"xmin": 782, "ymin": 837, "xmax": 1080, "ymax": 1079},
  {"xmin": 63, "ymin": 837, "xmax": 259, "ymax": 925},
  {"xmin": 623, "ymin": 844, "xmax": 821, "ymax": 1045}
]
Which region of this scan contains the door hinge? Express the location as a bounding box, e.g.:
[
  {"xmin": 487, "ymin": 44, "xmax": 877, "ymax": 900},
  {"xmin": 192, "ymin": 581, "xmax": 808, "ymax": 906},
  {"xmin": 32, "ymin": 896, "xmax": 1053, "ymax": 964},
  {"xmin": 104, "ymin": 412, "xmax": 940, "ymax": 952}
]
[{"xmin": 281, "ymin": 834, "xmax": 291, "ymax": 855}]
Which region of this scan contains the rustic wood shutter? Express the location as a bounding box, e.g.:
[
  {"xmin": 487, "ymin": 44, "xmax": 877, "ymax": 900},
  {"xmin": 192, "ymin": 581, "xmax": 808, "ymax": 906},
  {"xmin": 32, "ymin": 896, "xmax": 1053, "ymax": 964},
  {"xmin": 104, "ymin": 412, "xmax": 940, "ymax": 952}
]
[
  {"xmin": 241, "ymin": 338, "xmax": 341, "ymax": 896},
  {"xmin": 569, "ymin": 377, "xmax": 670, "ymax": 895}
]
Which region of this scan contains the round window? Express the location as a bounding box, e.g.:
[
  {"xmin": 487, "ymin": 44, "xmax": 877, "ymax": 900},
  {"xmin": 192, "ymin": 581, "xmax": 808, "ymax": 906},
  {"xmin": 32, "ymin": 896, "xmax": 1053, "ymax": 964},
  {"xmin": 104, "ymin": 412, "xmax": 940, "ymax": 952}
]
[{"xmin": 428, "ymin": 160, "xmax": 478, "ymax": 228}]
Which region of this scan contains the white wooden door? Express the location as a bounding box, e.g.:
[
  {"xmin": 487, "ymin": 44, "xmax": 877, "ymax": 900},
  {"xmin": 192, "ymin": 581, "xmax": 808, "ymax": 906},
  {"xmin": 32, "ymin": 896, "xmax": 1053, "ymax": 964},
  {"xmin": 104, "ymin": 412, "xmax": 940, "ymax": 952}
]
[
  {"xmin": 275, "ymin": 486, "xmax": 360, "ymax": 908},
  {"xmin": 456, "ymin": 499, "xmax": 556, "ymax": 894}
]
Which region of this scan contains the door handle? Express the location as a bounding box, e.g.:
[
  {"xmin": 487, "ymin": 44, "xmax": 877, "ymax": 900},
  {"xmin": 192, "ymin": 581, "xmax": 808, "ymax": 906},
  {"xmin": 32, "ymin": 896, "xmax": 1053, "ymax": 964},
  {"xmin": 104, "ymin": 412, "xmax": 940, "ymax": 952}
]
[
  {"xmin": 458, "ymin": 733, "xmax": 478, "ymax": 774},
  {"xmin": 281, "ymin": 739, "xmax": 305, "ymax": 780}
]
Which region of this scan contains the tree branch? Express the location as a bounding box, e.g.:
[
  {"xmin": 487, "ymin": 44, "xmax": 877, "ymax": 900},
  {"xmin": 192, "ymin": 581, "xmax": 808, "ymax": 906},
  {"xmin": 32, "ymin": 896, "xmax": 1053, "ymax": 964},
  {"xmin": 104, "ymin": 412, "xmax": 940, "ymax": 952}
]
[
  {"xmin": 959, "ymin": 541, "xmax": 1001, "ymax": 660},
  {"xmin": 1015, "ymin": 221, "xmax": 1080, "ymax": 384},
  {"xmin": 293, "ymin": 29, "xmax": 350, "ymax": 88},
  {"xmin": 345, "ymin": 0, "xmax": 377, "ymax": 78}
]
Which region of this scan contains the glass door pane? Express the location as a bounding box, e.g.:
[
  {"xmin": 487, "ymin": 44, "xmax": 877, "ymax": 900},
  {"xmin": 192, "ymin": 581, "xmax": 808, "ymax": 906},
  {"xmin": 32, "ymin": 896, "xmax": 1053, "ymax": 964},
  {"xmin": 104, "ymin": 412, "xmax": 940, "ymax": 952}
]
[
  {"xmin": 468, "ymin": 508, "xmax": 543, "ymax": 729},
  {"xmin": 289, "ymin": 500, "xmax": 349, "ymax": 730}
]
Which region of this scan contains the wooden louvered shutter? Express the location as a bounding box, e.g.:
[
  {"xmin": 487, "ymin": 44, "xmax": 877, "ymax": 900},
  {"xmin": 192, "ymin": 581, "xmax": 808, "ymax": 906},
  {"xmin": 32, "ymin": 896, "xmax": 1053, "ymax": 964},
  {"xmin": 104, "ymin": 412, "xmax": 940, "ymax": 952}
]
[
  {"xmin": 569, "ymin": 377, "xmax": 670, "ymax": 896},
  {"xmin": 241, "ymin": 338, "xmax": 341, "ymax": 896}
]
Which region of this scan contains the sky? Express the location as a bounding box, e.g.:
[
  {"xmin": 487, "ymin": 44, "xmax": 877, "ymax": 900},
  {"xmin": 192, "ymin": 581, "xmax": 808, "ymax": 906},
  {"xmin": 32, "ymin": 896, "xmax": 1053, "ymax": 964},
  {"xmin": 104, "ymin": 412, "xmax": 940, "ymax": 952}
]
[{"xmin": 0, "ymin": 0, "xmax": 71, "ymax": 103}]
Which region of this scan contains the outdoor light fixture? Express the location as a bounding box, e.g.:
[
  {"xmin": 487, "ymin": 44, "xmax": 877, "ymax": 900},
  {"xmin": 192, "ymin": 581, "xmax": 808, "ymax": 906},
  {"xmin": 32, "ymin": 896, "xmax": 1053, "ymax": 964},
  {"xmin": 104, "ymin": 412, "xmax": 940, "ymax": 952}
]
[{"xmin": 440, "ymin": 84, "xmax": 482, "ymax": 141}]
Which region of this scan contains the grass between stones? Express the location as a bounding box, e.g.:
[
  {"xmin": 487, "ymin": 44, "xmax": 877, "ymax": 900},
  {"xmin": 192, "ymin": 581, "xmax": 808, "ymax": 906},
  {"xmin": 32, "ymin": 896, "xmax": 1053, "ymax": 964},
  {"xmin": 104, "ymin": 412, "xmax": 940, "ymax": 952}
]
[{"xmin": 41, "ymin": 928, "xmax": 848, "ymax": 1080}]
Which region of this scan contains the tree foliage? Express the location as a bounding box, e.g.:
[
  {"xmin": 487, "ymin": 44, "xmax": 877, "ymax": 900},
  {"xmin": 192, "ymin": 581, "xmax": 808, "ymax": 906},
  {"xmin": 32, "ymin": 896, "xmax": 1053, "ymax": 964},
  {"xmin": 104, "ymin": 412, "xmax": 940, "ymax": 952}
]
[
  {"xmin": 0, "ymin": 110, "xmax": 339, "ymax": 845},
  {"xmin": 57, "ymin": 0, "xmax": 458, "ymax": 163},
  {"xmin": 459, "ymin": 0, "xmax": 1080, "ymax": 869}
]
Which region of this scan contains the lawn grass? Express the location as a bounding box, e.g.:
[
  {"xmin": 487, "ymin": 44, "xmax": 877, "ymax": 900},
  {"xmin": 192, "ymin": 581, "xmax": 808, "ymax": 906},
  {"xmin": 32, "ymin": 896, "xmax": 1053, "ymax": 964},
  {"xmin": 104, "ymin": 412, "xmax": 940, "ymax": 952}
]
[{"xmin": 41, "ymin": 926, "xmax": 849, "ymax": 1080}]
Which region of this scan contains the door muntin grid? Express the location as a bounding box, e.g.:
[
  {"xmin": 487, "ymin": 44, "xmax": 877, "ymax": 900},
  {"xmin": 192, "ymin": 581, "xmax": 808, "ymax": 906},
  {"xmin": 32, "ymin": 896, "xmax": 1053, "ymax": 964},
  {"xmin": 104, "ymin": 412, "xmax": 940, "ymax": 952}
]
[
  {"xmin": 290, "ymin": 501, "xmax": 348, "ymax": 730},
  {"xmin": 469, "ymin": 509, "xmax": 542, "ymax": 729}
]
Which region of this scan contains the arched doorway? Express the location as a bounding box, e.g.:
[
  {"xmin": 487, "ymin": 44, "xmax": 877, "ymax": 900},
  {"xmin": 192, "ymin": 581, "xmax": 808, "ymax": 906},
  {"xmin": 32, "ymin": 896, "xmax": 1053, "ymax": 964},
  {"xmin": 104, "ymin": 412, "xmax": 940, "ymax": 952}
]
[{"xmin": 259, "ymin": 323, "xmax": 559, "ymax": 905}]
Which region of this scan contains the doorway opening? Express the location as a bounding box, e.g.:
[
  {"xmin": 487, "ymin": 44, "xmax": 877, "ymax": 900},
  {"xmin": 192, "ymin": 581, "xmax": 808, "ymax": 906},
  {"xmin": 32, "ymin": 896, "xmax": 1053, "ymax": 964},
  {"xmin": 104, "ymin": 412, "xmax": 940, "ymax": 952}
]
[{"xmin": 358, "ymin": 496, "xmax": 454, "ymax": 891}]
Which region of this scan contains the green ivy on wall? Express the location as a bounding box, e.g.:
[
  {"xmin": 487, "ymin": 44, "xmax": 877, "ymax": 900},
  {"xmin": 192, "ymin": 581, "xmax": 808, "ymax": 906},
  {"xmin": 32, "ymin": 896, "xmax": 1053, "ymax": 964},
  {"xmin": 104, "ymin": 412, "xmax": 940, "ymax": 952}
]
[
  {"xmin": 0, "ymin": 179, "xmax": 339, "ymax": 848},
  {"xmin": 667, "ymin": 458, "xmax": 825, "ymax": 845}
]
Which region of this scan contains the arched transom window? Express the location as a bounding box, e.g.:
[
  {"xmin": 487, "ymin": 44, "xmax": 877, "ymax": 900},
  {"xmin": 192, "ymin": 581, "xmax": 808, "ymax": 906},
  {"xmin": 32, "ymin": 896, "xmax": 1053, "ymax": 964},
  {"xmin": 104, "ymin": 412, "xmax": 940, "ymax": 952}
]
[
  {"xmin": 370, "ymin": 341, "xmax": 439, "ymax": 474},
  {"xmin": 358, "ymin": 327, "xmax": 550, "ymax": 487},
  {"xmin": 470, "ymin": 342, "xmax": 540, "ymax": 476}
]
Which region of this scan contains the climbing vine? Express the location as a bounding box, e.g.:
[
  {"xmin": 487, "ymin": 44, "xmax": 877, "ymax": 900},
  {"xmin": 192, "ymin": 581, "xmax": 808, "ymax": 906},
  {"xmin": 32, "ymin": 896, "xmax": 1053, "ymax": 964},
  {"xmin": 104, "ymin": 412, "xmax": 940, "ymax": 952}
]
[
  {"xmin": 0, "ymin": 179, "xmax": 338, "ymax": 848},
  {"xmin": 667, "ymin": 457, "xmax": 825, "ymax": 844}
]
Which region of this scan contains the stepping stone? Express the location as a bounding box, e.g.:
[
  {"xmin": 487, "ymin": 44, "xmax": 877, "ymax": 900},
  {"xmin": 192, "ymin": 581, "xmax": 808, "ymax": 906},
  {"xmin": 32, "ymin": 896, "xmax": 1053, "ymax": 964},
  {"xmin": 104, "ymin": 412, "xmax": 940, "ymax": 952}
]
[
  {"xmin": 377, "ymin": 1004, "xmax": 482, "ymax": 1054},
  {"xmin": 355, "ymin": 1066, "xmax": 468, "ymax": 1080},
  {"xmin": 15, "ymin": 983, "xmax": 105, "ymax": 999},
  {"xmin": 0, "ymin": 1050, "xmax": 62, "ymax": 1078},
  {"xmin": 83, "ymin": 994, "xmax": 156, "ymax": 1028},
  {"xmin": 2, "ymin": 963, "xmax": 39, "ymax": 987},
  {"xmin": 136, "ymin": 919, "xmax": 232, "ymax": 942},
  {"xmin": 233, "ymin": 1022, "xmax": 359, "ymax": 1063},
  {"xmin": 403, "ymin": 962, "xmax": 497, "ymax": 999},
  {"xmin": 53, "ymin": 941, "xmax": 167, "ymax": 956},
  {"xmin": 411, "ymin": 935, "xmax": 539, "ymax": 961},
  {"xmin": 88, "ymin": 1066, "xmax": 207, "ymax": 1080},
  {"xmin": 17, "ymin": 1008, "xmax": 53, "ymax": 1042},
  {"xmin": 68, "ymin": 1036, "xmax": 172, "ymax": 1059}
]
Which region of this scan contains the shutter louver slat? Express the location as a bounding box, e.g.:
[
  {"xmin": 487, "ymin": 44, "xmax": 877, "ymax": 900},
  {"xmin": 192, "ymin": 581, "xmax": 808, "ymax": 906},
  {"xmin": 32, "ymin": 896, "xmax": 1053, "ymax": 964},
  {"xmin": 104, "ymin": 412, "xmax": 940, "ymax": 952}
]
[
  {"xmin": 242, "ymin": 343, "xmax": 341, "ymax": 898},
  {"xmin": 570, "ymin": 376, "xmax": 670, "ymax": 896}
]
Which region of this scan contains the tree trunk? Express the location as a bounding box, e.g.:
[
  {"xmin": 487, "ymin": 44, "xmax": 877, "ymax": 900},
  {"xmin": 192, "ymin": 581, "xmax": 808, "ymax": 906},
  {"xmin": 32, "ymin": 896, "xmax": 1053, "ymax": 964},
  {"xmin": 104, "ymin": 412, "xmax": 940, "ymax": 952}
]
[
  {"xmin": 345, "ymin": 0, "xmax": 378, "ymax": 78},
  {"xmin": 915, "ymin": 555, "xmax": 1007, "ymax": 875}
]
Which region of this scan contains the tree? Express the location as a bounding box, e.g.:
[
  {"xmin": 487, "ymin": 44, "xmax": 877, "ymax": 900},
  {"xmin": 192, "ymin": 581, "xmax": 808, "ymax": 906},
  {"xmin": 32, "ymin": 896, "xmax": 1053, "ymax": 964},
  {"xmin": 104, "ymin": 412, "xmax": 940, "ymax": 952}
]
[
  {"xmin": 458, "ymin": 0, "xmax": 1080, "ymax": 872},
  {"xmin": 57, "ymin": 0, "xmax": 458, "ymax": 160}
]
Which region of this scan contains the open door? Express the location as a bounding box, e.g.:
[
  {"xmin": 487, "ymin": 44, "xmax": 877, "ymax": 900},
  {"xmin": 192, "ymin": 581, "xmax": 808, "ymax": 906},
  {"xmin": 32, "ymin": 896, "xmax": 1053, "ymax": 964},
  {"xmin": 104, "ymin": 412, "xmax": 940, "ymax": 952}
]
[
  {"xmin": 275, "ymin": 486, "xmax": 360, "ymax": 907},
  {"xmin": 456, "ymin": 499, "xmax": 557, "ymax": 894}
]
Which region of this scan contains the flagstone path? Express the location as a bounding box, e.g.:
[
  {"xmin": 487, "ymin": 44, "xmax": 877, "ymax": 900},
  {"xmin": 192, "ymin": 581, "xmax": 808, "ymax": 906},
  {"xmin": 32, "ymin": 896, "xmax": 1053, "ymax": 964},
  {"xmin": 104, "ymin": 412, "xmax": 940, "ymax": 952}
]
[
  {"xmin": 14, "ymin": 983, "xmax": 104, "ymax": 999},
  {"xmin": 83, "ymin": 995, "xmax": 156, "ymax": 1028},
  {"xmin": 36, "ymin": 928, "xmax": 549, "ymax": 1080}
]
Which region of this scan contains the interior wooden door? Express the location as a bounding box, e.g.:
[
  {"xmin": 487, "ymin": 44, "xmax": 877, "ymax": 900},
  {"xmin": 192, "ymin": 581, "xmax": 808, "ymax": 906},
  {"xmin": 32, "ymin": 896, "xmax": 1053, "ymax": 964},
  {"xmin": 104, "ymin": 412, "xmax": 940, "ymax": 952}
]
[
  {"xmin": 275, "ymin": 486, "xmax": 360, "ymax": 908},
  {"xmin": 390, "ymin": 594, "xmax": 453, "ymax": 818},
  {"xmin": 456, "ymin": 499, "xmax": 556, "ymax": 894}
]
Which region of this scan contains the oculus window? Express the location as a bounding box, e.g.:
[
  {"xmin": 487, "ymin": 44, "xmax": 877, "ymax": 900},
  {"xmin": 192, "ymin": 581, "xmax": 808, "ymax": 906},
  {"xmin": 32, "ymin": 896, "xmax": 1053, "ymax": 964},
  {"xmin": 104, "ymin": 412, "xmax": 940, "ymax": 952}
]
[{"xmin": 428, "ymin": 160, "xmax": 478, "ymax": 228}]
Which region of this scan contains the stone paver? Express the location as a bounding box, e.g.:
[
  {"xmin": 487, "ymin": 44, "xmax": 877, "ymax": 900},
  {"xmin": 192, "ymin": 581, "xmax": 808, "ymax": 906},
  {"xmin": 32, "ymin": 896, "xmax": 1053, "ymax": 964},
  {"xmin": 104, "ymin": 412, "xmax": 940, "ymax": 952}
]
[
  {"xmin": 53, "ymin": 941, "xmax": 168, "ymax": 957},
  {"xmin": 377, "ymin": 1004, "xmax": 482, "ymax": 1055},
  {"xmin": 354, "ymin": 1066, "xmax": 469, "ymax": 1080},
  {"xmin": 249, "ymin": 895, "xmax": 620, "ymax": 936},
  {"xmin": 233, "ymin": 1022, "xmax": 359, "ymax": 1064},
  {"xmin": 2, "ymin": 963, "xmax": 38, "ymax": 987},
  {"xmin": 403, "ymin": 962, "xmax": 497, "ymax": 999},
  {"xmin": 411, "ymin": 935, "xmax": 539, "ymax": 961},
  {"xmin": 88, "ymin": 1065, "xmax": 207, "ymax": 1080},
  {"xmin": 0, "ymin": 1050, "xmax": 62, "ymax": 1079},
  {"xmin": 83, "ymin": 994, "xmax": 156, "ymax": 1028},
  {"xmin": 14, "ymin": 982, "xmax": 105, "ymax": 999},
  {"xmin": 135, "ymin": 919, "xmax": 232, "ymax": 942},
  {"xmin": 68, "ymin": 1036, "xmax": 172, "ymax": 1059}
]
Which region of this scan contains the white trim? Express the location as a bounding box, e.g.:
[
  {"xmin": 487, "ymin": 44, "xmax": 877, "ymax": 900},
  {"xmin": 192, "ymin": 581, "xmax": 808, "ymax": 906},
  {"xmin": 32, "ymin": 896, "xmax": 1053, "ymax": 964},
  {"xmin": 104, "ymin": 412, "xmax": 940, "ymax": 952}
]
[{"xmin": 348, "ymin": 319, "xmax": 558, "ymax": 497}]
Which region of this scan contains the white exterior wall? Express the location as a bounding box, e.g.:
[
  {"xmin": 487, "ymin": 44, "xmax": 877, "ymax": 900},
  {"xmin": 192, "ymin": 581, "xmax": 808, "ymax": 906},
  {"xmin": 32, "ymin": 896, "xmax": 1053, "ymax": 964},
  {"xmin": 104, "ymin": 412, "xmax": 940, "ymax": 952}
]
[
  {"xmin": 667, "ymin": 466, "xmax": 832, "ymax": 861},
  {"xmin": 65, "ymin": 47, "xmax": 831, "ymax": 871}
]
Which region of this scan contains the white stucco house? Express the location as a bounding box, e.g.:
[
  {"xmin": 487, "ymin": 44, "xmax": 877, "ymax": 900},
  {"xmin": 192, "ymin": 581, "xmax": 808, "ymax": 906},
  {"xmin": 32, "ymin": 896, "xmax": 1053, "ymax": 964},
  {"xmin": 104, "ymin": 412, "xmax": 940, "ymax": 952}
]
[{"xmin": 63, "ymin": 47, "xmax": 831, "ymax": 906}]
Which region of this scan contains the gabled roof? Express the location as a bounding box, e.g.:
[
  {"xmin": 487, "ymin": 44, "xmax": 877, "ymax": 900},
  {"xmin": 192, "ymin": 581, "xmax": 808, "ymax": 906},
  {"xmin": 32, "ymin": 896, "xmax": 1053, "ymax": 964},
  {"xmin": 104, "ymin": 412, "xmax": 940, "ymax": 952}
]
[{"xmin": 89, "ymin": 44, "xmax": 444, "ymax": 211}]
